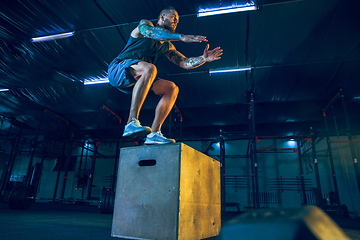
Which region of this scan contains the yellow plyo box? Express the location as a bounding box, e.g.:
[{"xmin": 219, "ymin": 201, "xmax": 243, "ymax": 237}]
[{"xmin": 111, "ymin": 143, "xmax": 221, "ymax": 240}]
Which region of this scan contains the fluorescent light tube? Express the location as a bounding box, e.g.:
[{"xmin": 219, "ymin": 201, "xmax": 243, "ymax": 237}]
[
  {"xmin": 0, "ymin": 88, "xmax": 9, "ymax": 92},
  {"xmin": 31, "ymin": 31, "xmax": 75, "ymax": 42},
  {"xmin": 198, "ymin": 5, "xmax": 257, "ymax": 17},
  {"xmin": 84, "ymin": 78, "xmax": 109, "ymax": 85},
  {"xmin": 209, "ymin": 67, "xmax": 252, "ymax": 74}
]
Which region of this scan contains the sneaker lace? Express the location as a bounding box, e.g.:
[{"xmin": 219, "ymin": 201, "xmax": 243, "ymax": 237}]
[{"xmin": 132, "ymin": 118, "xmax": 141, "ymax": 127}]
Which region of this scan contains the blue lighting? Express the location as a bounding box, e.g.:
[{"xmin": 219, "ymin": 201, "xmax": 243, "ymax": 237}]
[
  {"xmin": 31, "ymin": 31, "xmax": 75, "ymax": 42},
  {"xmin": 198, "ymin": 1, "xmax": 257, "ymax": 17},
  {"xmin": 84, "ymin": 77, "xmax": 109, "ymax": 85},
  {"xmin": 286, "ymin": 140, "xmax": 297, "ymax": 148},
  {"xmin": 209, "ymin": 67, "xmax": 252, "ymax": 74}
]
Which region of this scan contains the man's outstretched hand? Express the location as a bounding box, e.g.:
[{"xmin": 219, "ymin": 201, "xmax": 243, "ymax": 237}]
[{"xmin": 203, "ymin": 44, "xmax": 223, "ymax": 62}]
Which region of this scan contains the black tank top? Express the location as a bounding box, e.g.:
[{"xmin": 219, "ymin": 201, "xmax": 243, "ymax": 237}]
[{"xmin": 114, "ymin": 36, "xmax": 171, "ymax": 64}]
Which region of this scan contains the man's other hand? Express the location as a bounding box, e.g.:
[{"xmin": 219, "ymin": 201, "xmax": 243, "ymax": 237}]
[{"xmin": 203, "ymin": 44, "xmax": 223, "ymax": 62}]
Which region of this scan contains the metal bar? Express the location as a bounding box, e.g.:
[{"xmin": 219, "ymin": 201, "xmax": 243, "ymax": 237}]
[
  {"xmin": 87, "ymin": 140, "xmax": 98, "ymax": 201},
  {"xmin": 179, "ymin": 120, "xmax": 183, "ymax": 141},
  {"xmin": 219, "ymin": 132, "xmax": 226, "ymax": 215},
  {"xmin": 234, "ymin": 176, "xmax": 237, "ymax": 192},
  {"xmin": 44, "ymin": 108, "xmax": 69, "ymax": 126},
  {"xmin": 0, "ymin": 124, "xmax": 23, "ymax": 196},
  {"xmin": 5, "ymin": 123, "xmax": 13, "ymax": 139},
  {"xmin": 311, "ymin": 129, "xmax": 323, "ymax": 209},
  {"xmin": 53, "ymin": 151, "xmax": 65, "ymax": 203},
  {"xmin": 340, "ymin": 89, "xmax": 360, "ymax": 194},
  {"xmin": 173, "ymin": 104, "xmax": 183, "ymax": 141},
  {"xmin": 102, "ymin": 105, "xmax": 122, "ymax": 124},
  {"xmin": 323, "ymin": 91, "xmax": 340, "ymax": 113},
  {"xmin": 250, "ymin": 93, "xmax": 259, "ymax": 208},
  {"xmin": 301, "ymin": 136, "xmax": 325, "ymax": 155},
  {"xmin": 60, "ymin": 140, "xmax": 73, "ymax": 200},
  {"xmin": 0, "ymin": 161, "xmax": 9, "ymax": 198},
  {"xmin": 168, "ymin": 109, "xmax": 173, "ymax": 138},
  {"xmin": 257, "ymin": 148, "xmax": 297, "ymax": 152},
  {"xmin": 322, "ymin": 110, "xmax": 341, "ymax": 211},
  {"xmin": 209, "ymin": 154, "xmax": 249, "ymax": 159},
  {"xmin": 82, "ymin": 145, "xmax": 89, "ymax": 199},
  {"xmin": 256, "ymin": 135, "xmax": 310, "ymax": 140},
  {"xmin": 32, "ymin": 197, "xmax": 100, "ymax": 203},
  {"xmin": 256, "ymin": 151, "xmax": 297, "ymax": 154},
  {"xmin": 25, "ymin": 109, "xmax": 45, "ymax": 186},
  {"xmin": 33, "ymin": 147, "xmax": 47, "ymax": 200},
  {"xmin": 111, "ymin": 141, "xmax": 120, "ymax": 190},
  {"xmin": 248, "ymin": 98, "xmax": 256, "ymax": 209},
  {"xmin": 331, "ymin": 139, "xmax": 360, "ymax": 143},
  {"xmin": 297, "ymin": 141, "xmax": 307, "ymax": 204},
  {"xmin": 173, "ymin": 104, "xmax": 183, "ymax": 122},
  {"xmin": 53, "ymin": 124, "xmax": 69, "ymax": 203},
  {"xmin": 78, "ymin": 139, "xmax": 85, "ymax": 178}
]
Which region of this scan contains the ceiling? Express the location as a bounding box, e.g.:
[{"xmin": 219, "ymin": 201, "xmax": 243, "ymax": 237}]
[{"xmin": 1, "ymin": 0, "xmax": 360, "ymax": 142}]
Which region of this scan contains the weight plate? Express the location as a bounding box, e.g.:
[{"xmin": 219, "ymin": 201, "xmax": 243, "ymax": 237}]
[
  {"xmin": 18, "ymin": 186, "xmax": 35, "ymax": 210},
  {"xmin": 9, "ymin": 186, "xmax": 23, "ymax": 210},
  {"xmin": 109, "ymin": 192, "xmax": 115, "ymax": 214},
  {"xmin": 104, "ymin": 191, "xmax": 111, "ymax": 214},
  {"xmin": 100, "ymin": 187, "xmax": 109, "ymax": 214}
]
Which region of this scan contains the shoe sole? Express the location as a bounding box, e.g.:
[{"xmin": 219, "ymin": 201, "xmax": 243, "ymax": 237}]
[
  {"xmin": 123, "ymin": 129, "xmax": 151, "ymax": 138},
  {"xmin": 144, "ymin": 140, "xmax": 176, "ymax": 145}
]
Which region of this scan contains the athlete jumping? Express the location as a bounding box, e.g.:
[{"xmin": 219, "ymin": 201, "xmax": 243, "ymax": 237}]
[{"xmin": 108, "ymin": 6, "xmax": 223, "ymax": 144}]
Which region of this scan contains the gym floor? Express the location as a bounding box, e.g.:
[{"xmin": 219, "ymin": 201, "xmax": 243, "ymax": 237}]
[{"xmin": 0, "ymin": 203, "xmax": 359, "ymax": 240}]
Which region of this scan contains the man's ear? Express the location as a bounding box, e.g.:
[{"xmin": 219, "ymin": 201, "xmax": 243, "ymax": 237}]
[{"xmin": 160, "ymin": 14, "xmax": 165, "ymax": 22}]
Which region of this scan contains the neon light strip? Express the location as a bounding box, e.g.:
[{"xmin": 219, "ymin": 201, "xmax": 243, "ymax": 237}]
[
  {"xmin": 84, "ymin": 79, "xmax": 109, "ymax": 85},
  {"xmin": 198, "ymin": 6, "xmax": 257, "ymax": 17},
  {"xmin": 209, "ymin": 67, "xmax": 252, "ymax": 74},
  {"xmin": 31, "ymin": 32, "xmax": 75, "ymax": 42},
  {"xmin": 0, "ymin": 89, "xmax": 9, "ymax": 92}
]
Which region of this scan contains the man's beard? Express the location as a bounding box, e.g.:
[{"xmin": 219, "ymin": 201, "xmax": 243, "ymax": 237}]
[{"xmin": 163, "ymin": 19, "xmax": 175, "ymax": 32}]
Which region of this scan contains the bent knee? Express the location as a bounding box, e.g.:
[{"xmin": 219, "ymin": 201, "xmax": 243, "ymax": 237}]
[
  {"xmin": 131, "ymin": 62, "xmax": 157, "ymax": 81},
  {"xmin": 141, "ymin": 62, "xmax": 157, "ymax": 76},
  {"xmin": 166, "ymin": 82, "xmax": 179, "ymax": 95},
  {"xmin": 173, "ymin": 84, "xmax": 179, "ymax": 95},
  {"xmin": 152, "ymin": 80, "xmax": 179, "ymax": 96}
]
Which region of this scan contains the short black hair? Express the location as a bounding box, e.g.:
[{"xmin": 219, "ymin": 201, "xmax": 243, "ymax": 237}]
[{"xmin": 158, "ymin": 6, "xmax": 177, "ymax": 20}]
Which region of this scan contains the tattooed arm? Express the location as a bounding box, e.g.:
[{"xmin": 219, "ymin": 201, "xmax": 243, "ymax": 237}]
[
  {"xmin": 137, "ymin": 19, "xmax": 181, "ymax": 41},
  {"xmin": 167, "ymin": 51, "xmax": 206, "ymax": 69},
  {"xmin": 132, "ymin": 20, "xmax": 207, "ymax": 43},
  {"xmin": 166, "ymin": 43, "xmax": 223, "ymax": 69}
]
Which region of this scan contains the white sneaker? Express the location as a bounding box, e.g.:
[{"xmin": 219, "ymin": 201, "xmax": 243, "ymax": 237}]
[
  {"xmin": 144, "ymin": 131, "xmax": 176, "ymax": 145},
  {"xmin": 122, "ymin": 118, "xmax": 151, "ymax": 138}
]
